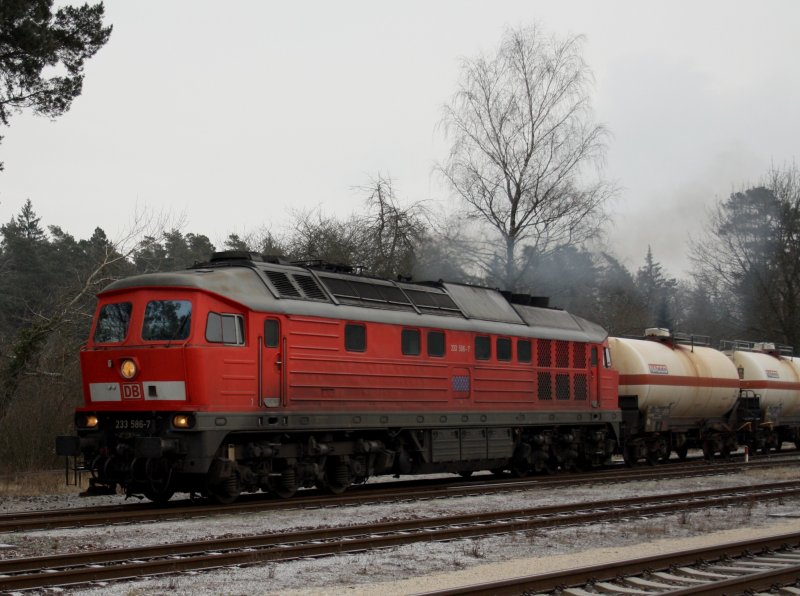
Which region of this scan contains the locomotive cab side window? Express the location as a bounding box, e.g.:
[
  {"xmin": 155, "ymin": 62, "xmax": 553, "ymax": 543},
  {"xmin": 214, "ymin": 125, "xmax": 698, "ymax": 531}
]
[
  {"xmin": 345, "ymin": 323, "xmax": 366, "ymax": 352},
  {"xmin": 603, "ymin": 346, "xmax": 612, "ymax": 368},
  {"xmin": 427, "ymin": 331, "xmax": 445, "ymax": 357},
  {"xmin": 206, "ymin": 312, "xmax": 245, "ymax": 345},
  {"xmin": 142, "ymin": 300, "xmax": 192, "ymax": 341},
  {"xmin": 94, "ymin": 302, "xmax": 133, "ymax": 343},
  {"xmin": 475, "ymin": 335, "xmax": 491, "ymax": 360},
  {"xmin": 591, "ymin": 346, "xmax": 598, "ymax": 367},
  {"xmin": 401, "ymin": 329, "xmax": 420, "ymax": 356}
]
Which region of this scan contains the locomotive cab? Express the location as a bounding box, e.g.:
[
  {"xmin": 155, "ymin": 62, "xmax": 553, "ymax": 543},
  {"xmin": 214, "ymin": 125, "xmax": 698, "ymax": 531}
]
[{"xmin": 57, "ymin": 284, "xmax": 256, "ymax": 501}]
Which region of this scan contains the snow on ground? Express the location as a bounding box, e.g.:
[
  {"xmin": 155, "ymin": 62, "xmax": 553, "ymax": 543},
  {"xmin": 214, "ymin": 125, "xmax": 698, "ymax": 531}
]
[{"xmin": 2, "ymin": 464, "xmax": 800, "ymax": 594}]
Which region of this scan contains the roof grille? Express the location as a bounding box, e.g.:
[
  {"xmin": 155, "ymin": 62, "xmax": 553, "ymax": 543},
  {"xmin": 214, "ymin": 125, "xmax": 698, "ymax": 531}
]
[
  {"xmin": 265, "ymin": 271, "xmax": 301, "ymax": 298},
  {"xmin": 293, "ymin": 274, "xmax": 328, "ymax": 300}
]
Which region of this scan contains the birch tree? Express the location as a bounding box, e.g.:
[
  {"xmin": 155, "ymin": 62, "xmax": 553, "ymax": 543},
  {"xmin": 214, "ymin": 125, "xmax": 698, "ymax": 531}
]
[{"xmin": 440, "ymin": 24, "xmax": 614, "ymax": 290}]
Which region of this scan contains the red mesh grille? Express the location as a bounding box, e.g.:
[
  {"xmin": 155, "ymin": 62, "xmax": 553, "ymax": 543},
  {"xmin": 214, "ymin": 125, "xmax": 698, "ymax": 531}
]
[
  {"xmin": 574, "ymin": 374, "xmax": 587, "ymax": 400},
  {"xmin": 556, "ymin": 374, "xmax": 570, "ymax": 400},
  {"xmin": 573, "ymin": 343, "xmax": 587, "ymax": 368},
  {"xmin": 555, "ymin": 341, "xmax": 569, "ymax": 368},
  {"xmin": 537, "ymin": 340, "xmax": 551, "ymax": 367},
  {"xmin": 537, "ymin": 372, "xmax": 552, "ymax": 400}
]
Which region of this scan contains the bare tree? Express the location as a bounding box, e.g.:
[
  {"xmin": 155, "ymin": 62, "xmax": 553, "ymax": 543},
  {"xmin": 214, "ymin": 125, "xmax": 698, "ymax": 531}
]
[
  {"xmin": 357, "ymin": 174, "xmax": 428, "ymax": 279},
  {"xmin": 439, "ymin": 24, "xmax": 615, "ymax": 290}
]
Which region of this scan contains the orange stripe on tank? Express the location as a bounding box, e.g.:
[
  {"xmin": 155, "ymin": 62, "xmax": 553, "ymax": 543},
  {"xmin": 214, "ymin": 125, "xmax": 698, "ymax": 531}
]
[
  {"xmin": 618, "ymin": 374, "xmax": 740, "ymax": 388},
  {"xmin": 741, "ymin": 380, "xmax": 800, "ymax": 391}
]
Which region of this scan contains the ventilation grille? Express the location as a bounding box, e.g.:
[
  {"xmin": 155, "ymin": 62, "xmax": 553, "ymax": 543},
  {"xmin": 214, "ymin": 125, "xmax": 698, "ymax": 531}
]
[
  {"xmin": 264, "ymin": 270, "xmax": 329, "ymax": 301},
  {"xmin": 265, "ymin": 271, "xmax": 301, "ymax": 298},
  {"xmin": 318, "ymin": 275, "xmax": 462, "ymax": 316}
]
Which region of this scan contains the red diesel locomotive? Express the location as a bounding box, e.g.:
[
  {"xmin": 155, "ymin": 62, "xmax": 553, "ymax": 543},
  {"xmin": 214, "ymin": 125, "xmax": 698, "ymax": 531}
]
[{"xmin": 56, "ymin": 252, "xmax": 621, "ymax": 502}]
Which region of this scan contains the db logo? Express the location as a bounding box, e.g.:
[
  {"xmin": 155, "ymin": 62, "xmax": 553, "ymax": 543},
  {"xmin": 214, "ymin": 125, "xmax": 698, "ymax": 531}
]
[{"xmin": 121, "ymin": 383, "xmax": 142, "ymax": 399}]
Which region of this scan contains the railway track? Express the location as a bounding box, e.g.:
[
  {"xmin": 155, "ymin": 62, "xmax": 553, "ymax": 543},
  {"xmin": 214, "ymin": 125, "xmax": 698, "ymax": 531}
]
[
  {"xmin": 2, "ymin": 453, "xmax": 796, "ymax": 532},
  {"xmin": 1, "ymin": 480, "xmax": 800, "ymax": 592},
  {"xmin": 417, "ymin": 532, "xmax": 800, "ymax": 595}
]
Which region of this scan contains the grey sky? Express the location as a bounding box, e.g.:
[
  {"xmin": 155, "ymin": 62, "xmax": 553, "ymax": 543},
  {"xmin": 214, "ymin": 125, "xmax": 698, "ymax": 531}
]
[{"xmin": 2, "ymin": 0, "xmax": 798, "ymax": 277}]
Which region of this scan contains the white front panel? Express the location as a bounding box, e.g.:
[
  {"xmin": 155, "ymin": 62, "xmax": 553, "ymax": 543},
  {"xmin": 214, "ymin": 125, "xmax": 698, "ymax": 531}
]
[
  {"xmin": 143, "ymin": 381, "xmax": 187, "ymax": 401},
  {"xmin": 90, "ymin": 383, "xmax": 121, "ymax": 402}
]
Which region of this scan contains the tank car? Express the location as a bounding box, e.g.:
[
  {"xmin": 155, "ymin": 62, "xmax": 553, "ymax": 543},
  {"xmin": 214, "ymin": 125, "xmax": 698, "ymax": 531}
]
[
  {"xmin": 608, "ymin": 329, "xmax": 741, "ymax": 463},
  {"xmin": 723, "ymin": 341, "xmax": 800, "ymax": 453},
  {"xmin": 56, "ymin": 252, "xmax": 621, "ymax": 503}
]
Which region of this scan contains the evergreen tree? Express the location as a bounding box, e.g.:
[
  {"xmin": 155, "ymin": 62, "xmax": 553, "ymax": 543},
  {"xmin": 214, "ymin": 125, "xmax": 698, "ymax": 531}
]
[{"xmin": 0, "ymin": 0, "xmax": 112, "ymax": 169}]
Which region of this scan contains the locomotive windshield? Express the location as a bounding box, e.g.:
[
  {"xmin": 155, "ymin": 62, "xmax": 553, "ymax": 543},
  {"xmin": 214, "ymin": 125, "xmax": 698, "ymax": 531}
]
[
  {"xmin": 93, "ymin": 302, "xmax": 133, "ymax": 343},
  {"xmin": 142, "ymin": 300, "xmax": 192, "ymax": 341}
]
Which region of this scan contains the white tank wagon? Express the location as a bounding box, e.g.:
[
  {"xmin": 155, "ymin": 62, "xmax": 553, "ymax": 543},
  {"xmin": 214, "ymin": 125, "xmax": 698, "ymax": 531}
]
[
  {"xmin": 609, "ymin": 329, "xmax": 740, "ymax": 463},
  {"xmin": 723, "ymin": 341, "xmax": 800, "ymax": 452}
]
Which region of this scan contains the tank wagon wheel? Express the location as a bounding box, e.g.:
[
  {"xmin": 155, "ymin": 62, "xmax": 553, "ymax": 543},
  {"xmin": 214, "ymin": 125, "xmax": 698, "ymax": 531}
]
[
  {"xmin": 623, "ymin": 444, "xmax": 639, "ymax": 467},
  {"xmin": 457, "ymin": 470, "xmax": 474, "ymax": 479},
  {"xmin": 701, "ymin": 440, "xmax": 715, "ymax": 460},
  {"xmin": 489, "ymin": 467, "xmax": 506, "ymax": 477},
  {"xmin": 675, "ymin": 445, "xmax": 689, "ymax": 461}
]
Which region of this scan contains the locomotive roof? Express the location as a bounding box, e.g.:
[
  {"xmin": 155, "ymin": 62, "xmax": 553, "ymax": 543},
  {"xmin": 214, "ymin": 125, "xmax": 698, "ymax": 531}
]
[{"xmin": 102, "ymin": 259, "xmax": 608, "ymax": 343}]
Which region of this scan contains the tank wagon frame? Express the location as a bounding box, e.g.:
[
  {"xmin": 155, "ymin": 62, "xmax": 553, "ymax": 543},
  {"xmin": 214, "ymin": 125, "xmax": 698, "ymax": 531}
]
[{"xmin": 57, "ymin": 252, "xmax": 621, "ymax": 502}]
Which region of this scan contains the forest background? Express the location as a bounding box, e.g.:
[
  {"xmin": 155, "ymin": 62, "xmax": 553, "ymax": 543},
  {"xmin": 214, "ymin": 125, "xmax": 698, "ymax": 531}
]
[{"xmin": 2, "ymin": 2, "xmax": 800, "ymax": 473}]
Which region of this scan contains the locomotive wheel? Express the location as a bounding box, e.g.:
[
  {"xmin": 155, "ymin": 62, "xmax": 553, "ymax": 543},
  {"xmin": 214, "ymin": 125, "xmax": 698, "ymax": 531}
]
[
  {"xmin": 510, "ymin": 460, "xmax": 529, "ymax": 478},
  {"xmin": 209, "ymin": 474, "xmax": 240, "ymax": 505},
  {"xmin": 324, "ymin": 460, "xmax": 352, "ymax": 495},
  {"xmin": 489, "ymin": 468, "xmax": 506, "ymax": 477},
  {"xmin": 270, "ymin": 468, "xmax": 298, "ymax": 499},
  {"xmin": 144, "ymin": 486, "xmax": 174, "ymax": 504},
  {"xmin": 142, "ymin": 458, "xmax": 174, "ymax": 503},
  {"xmin": 272, "ymin": 483, "xmax": 297, "ymax": 499}
]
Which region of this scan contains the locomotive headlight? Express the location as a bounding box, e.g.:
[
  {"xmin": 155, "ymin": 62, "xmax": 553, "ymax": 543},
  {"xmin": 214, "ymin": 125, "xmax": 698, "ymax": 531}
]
[
  {"xmin": 120, "ymin": 359, "xmax": 138, "ymax": 379},
  {"xmin": 172, "ymin": 414, "xmax": 194, "ymax": 429},
  {"xmin": 77, "ymin": 414, "xmax": 99, "ymax": 429}
]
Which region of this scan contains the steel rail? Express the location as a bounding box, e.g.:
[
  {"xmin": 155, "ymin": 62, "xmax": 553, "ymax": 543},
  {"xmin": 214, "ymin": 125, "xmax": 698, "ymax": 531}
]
[
  {"xmin": 414, "ymin": 533, "xmax": 800, "ymax": 595},
  {"xmin": 1, "ymin": 454, "xmax": 794, "ymax": 533},
  {"xmin": 1, "ymin": 481, "xmax": 799, "ymax": 591}
]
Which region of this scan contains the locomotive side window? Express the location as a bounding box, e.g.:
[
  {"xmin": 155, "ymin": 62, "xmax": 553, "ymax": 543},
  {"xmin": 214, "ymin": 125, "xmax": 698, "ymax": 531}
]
[
  {"xmin": 264, "ymin": 319, "xmax": 279, "ymax": 347},
  {"xmin": 475, "ymin": 336, "xmax": 491, "ymax": 360},
  {"xmin": 345, "ymin": 323, "xmax": 366, "ymax": 352},
  {"xmin": 142, "ymin": 300, "xmax": 192, "ymax": 341},
  {"xmin": 401, "ymin": 329, "xmax": 420, "ymax": 356},
  {"xmin": 496, "ymin": 337, "xmax": 511, "ymax": 361},
  {"xmin": 94, "ymin": 302, "xmax": 133, "ymax": 343},
  {"xmin": 517, "ymin": 339, "xmax": 532, "ymax": 363},
  {"xmin": 427, "ymin": 331, "xmax": 445, "ymax": 357},
  {"xmin": 604, "ymin": 347, "xmax": 612, "ymax": 368},
  {"xmin": 206, "ymin": 312, "xmax": 245, "ymax": 345},
  {"xmin": 591, "ymin": 346, "xmax": 598, "ymax": 366}
]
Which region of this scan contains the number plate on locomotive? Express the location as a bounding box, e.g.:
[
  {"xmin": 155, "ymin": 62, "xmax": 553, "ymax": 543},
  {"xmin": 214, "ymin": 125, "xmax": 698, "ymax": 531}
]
[{"xmin": 113, "ymin": 418, "xmax": 151, "ymax": 432}]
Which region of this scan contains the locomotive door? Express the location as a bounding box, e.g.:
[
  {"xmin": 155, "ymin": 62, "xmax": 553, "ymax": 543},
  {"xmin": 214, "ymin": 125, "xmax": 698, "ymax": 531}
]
[{"xmin": 260, "ymin": 318, "xmax": 283, "ymax": 407}]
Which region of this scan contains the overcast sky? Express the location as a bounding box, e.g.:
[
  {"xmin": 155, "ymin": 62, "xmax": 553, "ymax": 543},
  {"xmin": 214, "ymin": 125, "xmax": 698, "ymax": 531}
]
[{"xmin": 2, "ymin": 0, "xmax": 798, "ymax": 277}]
